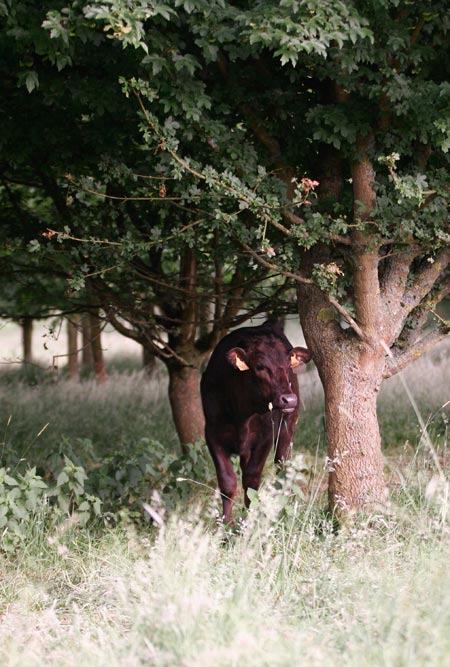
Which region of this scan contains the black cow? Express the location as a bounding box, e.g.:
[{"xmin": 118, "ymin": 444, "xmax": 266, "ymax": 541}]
[{"xmin": 201, "ymin": 320, "xmax": 312, "ymax": 523}]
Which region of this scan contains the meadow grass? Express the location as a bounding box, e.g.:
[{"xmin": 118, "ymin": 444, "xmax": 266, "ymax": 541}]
[
  {"xmin": 0, "ymin": 343, "xmax": 449, "ymax": 666},
  {"xmin": 0, "ymin": 364, "xmax": 179, "ymax": 470},
  {"xmin": 0, "ymin": 491, "xmax": 449, "ymax": 667},
  {"xmin": 1, "ymin": 341, "xmax": 448, "ymax": 466}
]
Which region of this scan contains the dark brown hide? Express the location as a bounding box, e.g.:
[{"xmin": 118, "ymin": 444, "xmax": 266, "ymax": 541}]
[{"xmin": 201, "ymin": 320, "xmax": 312, "ymax": 522}]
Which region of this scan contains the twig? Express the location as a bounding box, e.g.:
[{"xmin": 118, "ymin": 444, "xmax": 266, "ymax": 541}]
[{"xmin": 239, "ymin": 240, "xmax": 370, "ymax": 343}]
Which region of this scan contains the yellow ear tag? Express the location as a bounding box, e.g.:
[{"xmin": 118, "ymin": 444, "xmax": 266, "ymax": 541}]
[
  {"xmin": 235, "ymin": 356, "xmax": 250, "ymax": 372},
  {"xmin": 290, "ymin": 352, "xmax": 300, "ymax": 368}
]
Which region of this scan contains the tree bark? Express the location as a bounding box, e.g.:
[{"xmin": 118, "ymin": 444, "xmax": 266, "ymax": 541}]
[
  {"xmin": 81, "ymin": 313, "xmax": 94, "ymax": 370},
  {"xmin": 298, "ymin": 284, "xmax": 387, "ymax": 519},
  {"xmin": 321, "ymin": 350, "xmax": 387, "ymax": 516},
  {"xmin": 20, "ymin": 317, "xmax": 33, "ymax": 364},
  {"xmin": 89, "ymin": 310, "xmax": 107, "ymax": 384},
  {"xmin": 66, "ymin": 315, "xmax": 80, "ymax": 381},
  {"xmin": 168, "ymin": 363, "xmax": 205, "ymax": 453}
]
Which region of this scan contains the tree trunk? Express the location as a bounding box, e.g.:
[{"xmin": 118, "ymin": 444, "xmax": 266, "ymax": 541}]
[
  {"xmin": 67, "ymin": 315, "xmax": 80, "ymax": 381},
  {"xmin": 89, "ymin": 310, "xmax": 107, "ymax": 384},
  {"xmin": 142, "ymin": 345, "xmax": 156, "ymax": 377},
  {"xmin": 168, "ymin": 364, "xmax": 205, "ymax": 453},
  {"xmin": 81, "ymin": 313, "xmax": 95, "ymax": 370},
  {"xmin": 320, "ymin": 350, "xmax": 387, "ymax": 516},
  {"xmin": 20, "ymin": 317, "xmax": 33, "ymax": 364},
  {"xmin": 298, "ymin": 285, "xmax": 387, "ymax": 518}
]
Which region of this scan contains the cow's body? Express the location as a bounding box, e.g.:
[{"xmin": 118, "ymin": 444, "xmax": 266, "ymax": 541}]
[{"xmin": 201, "ymin": 320, "xmax": 312, "ymax": 522}]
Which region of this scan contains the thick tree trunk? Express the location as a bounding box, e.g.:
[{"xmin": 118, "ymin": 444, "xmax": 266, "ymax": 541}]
[
  {"xmin": 298, "ymin": 285, "xmax": 388, "ymax": 518},
  {"xmin": 168, "ymin": 364, "xmax": 205, "ymax": 453},
  {"xmin": 320, "ymin": 351, "xmax": 387, "ymax": 516},
  {"xmin": 297, "ymin": 131, "xmax": 388, "ymax": 518},
  {"xmin": 89, "ymin": 310, "xmax": 107, "ymax": 384},
  {"xmin": 20, "ymin": 317, "xmax": 33, "ymax": 364},
  {"xmin": 66, "ymin": 315, "xmax": 80, "ymax": 381}
]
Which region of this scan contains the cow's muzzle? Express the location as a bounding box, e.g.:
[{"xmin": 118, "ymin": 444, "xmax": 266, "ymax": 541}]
[{"xmin": 276, "ymin": 393, "xmax": 298, "ymax": 414}]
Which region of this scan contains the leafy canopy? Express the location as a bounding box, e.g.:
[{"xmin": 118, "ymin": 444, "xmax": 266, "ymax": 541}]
[{"xmin": 1, "ymin": 0, "xmax": 449, "ymax": 342}]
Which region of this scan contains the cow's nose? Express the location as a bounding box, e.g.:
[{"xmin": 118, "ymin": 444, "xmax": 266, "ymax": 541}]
[{"xmin": 278, "ymin": 393, "xmax": 298, "ymax": 412}]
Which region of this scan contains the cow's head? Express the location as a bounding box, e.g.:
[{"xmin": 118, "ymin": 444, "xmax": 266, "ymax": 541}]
[{"xmin": 226, "ymin": 343, "xmax": 312, "ymax": 414}]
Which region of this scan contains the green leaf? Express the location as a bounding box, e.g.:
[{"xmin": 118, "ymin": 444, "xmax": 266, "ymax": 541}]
[
  {"xmin": 57, "ymin": 471, "xmax": 69, "ymax": 486},
  {"xmin": 25, "ymin": 71, "xmax": 39, "ymax": 93},
  {"xmin": 3, "ymin": 474, "xmax": 18, "ymax": 486},
  {"xmin": 246, "ymin": 487, "xmax": 260, "ymax": 508}
]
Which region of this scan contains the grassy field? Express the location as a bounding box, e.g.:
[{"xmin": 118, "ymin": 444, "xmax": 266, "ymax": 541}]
[{"xmin": 0, "ymin": 342, "xmax": 449, "ymax": 666}]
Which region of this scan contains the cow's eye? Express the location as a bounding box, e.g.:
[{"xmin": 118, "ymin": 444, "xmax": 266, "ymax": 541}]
[{"xmin": 255, "ymin": 364, "xmax": 266, "ymax": 372}]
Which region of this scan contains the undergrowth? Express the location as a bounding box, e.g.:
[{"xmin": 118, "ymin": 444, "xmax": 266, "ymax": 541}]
[
  {"xmin": 0, "ymin": 344, "xmax": 449, "ymax": 666},
  {"xmin": 0, "ymin": 465, "xmax": 449, "ymax": 666}
]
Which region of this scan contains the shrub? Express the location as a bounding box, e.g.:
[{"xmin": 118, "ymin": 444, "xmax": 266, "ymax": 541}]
[{"xmin": 0, "ymin": 459, "xmax": 102, "ymax": 554}]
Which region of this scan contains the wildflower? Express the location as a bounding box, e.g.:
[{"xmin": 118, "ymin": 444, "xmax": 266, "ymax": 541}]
[
  {"xmin": 301, "ymin": 178, "xmax": 320, "ymax": 189},
  {"xmin": 42, "ymin": 229, "xmax": 57, "ymax": 239}
]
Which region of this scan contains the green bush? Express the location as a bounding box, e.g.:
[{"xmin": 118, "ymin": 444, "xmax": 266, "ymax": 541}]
[{"xmin": 0, "ymin": 459, "xmax": 102, "ymax": 554}]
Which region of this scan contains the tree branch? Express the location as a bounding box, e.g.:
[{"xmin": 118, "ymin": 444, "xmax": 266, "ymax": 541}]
[
  {"xmin": 351, "ymin": 134, "xmax": 385, "ymax": 341},
  {"xmin": 239, "ymin": 240, "xmax": 369, "ymax": 342},
  {"xmin": 401, "ymin": 248, "xmax": 450, "ymax": 317},
  {"xmin": 104, "ymin": 308, "xmax": 143, "ymax": 344},
  {"xmin": 384, "ymin": 325, "xmax": 450, "ymax": 379},
  {"xmin": 239, "ymin": 102, "xmax": 296, "ymax": 198},
  {"xmin": 179, "ymin": 246, "xmax": 198, "ymax": 346},
  {"xmin": 380, "ymin": 245, "xmax": 422, "ymax": 343}
]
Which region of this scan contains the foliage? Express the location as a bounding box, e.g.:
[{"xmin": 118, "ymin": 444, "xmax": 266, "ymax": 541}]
[
  {"xmin": 0, "ymin": 467, "xmax": 48, "ymax": 553},
  {"xmin": 87, "ymin": 437, "xmax": 216, "ymax": 515},
  {"xmin": 0, "ymin": 437, "xmax": 218, "ymax": 553},
  {"xmin": 0, "ymin": 459, "xmax": 101, "ymax": 553},
  {"xmin": 1, "ymin": 0, "xmax": 449, "ymax": 513},
  {"xmin": 40, "ymin": 3, "xmax": 450, "ymax": 324},
  {"xmin": 1, "ymin": 0, "xmax": 448, "ymax": 373},
  {"xmin": 2, "ymin": 1, "xmax": 446, "ymax": 338},
  {"xmin": 0, "ymin": 459, "xmax": 450, "ymax": 666}
]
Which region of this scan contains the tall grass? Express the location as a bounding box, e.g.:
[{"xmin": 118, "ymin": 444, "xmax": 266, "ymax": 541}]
[
  {"xmin": 379, "ymin": 340, "xmax": 450, "ymax": 451},
  {"xmin": 1, "ymin": 490, "xmax": 449, "ymax": 667},
  {"xmin": 0, "ymin": 342, "xmax": 449, "ymax": 667},
  {"xmin": 0, "ymin": 367, "xmax": 179, "ymax": 470}
]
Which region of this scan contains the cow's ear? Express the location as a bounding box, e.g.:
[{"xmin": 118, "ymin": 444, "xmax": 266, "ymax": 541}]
[
  {"xmin": 290, "ymin": 347, "xmax": 313, "ymax": 371},
  {"xmin": 227, "ymin": 348, "xmax": 250, "ymax": 372}
]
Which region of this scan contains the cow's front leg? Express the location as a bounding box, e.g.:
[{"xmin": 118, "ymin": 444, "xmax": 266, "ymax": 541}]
[
  {"xmin": 206, "ymin": 434, "xmax": 237, "ymax": 523},
  {"xmin": 215, "ymin": 455, "xmax": 237, "ymax": 523},
  {"xmin": 240, "ymin": 464, "xmax": 262, "ymax": 509},
  {"xmin": 240, "ymin": 451, "xmax": 269, "ymax": 508},
  {"xmin": 273, "ymin": 413, "xmax": 297, "ymax": 466},
  {"xmin": 240, "ymin": 433, "xmax": 273, "ymax": 509}
]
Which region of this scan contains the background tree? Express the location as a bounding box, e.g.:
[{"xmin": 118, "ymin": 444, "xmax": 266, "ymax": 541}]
[{"xmin": 1, "ymin": 0, "xmax": 294, "ymax": 445}]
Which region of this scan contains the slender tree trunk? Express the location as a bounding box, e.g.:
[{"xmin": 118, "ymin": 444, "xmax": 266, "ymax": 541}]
[
  {"xmin": 165, "ymin": 246, "xmax": 205, "ymax": 451},
  {"xmin": 89, "ymin": 310, "xmax": 107, "ymax": 384},
  {"xmin": 81, "ymin": 313, "xmax": 94, "ymax": 370},
  {"xmin": 142, "ymin": 345, "xmax": 156, "ymax": 377},
  {"xmin": 168, "ymin": 364, "xmax": 205, "ymax": 453},
  {"xmin": 20, "ymin": 317, "xmax": 33, "ymax": 364},
  {"xmin": 67, "ymin": 315, "xmax": 80, "ymax": 381}
]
